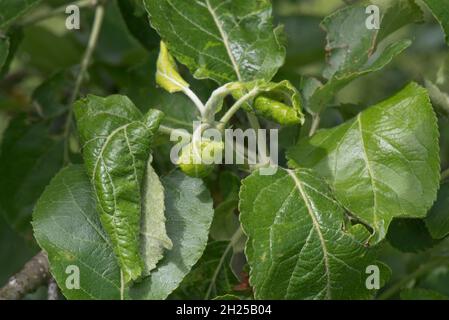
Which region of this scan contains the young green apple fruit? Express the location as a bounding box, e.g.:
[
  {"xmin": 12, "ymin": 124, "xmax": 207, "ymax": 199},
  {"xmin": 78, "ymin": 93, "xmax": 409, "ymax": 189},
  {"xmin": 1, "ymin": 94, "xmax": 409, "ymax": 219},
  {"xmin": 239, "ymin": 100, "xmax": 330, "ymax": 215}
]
[{"xmin": 177, "ymin": 140, "xmax": 224, "ymax": 178}]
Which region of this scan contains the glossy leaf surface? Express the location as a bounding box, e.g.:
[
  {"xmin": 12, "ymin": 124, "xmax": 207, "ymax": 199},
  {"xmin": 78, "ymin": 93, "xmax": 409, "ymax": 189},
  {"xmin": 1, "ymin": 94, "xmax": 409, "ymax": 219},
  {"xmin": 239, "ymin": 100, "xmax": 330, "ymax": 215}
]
[
  {"xmin": 74, "ymin": 95, "xmax": 163, "ymax": 282},
  {"xmin": 34, "ymin": 168, "xmax": 214, "ymax": 300},
  {"xmin": 145, "ymin": 0, "xmax": 285, "ymax": 84},
  {"xmin": 288, "ymin": 83, "xmax": 440, "ymax": 243},
  {"xmin": 240, "ymin": 168, "xmax": 375, "ymax": 299}
]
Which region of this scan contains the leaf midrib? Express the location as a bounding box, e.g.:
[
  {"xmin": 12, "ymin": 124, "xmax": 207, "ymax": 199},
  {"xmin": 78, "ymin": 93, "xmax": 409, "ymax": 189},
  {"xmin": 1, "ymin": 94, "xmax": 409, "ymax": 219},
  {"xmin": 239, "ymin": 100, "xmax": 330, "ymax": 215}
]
[
  {"xmin": 356, "ymin": 114, "xmax": 379, "ymax": 227},
  {"xmin": 90, "ymin": 123, "xmax": 136, "ymax": 277},
  {"xmin": 157, "ymin": 70, "xmax": 189, "ymax": 91},
  {"xmin": 286, "ymin": 169, "xmax": 332, "ymax": 299},
  {"xmin": 205, "ymin": 0, "xmax": 242, "ymax": 81}
]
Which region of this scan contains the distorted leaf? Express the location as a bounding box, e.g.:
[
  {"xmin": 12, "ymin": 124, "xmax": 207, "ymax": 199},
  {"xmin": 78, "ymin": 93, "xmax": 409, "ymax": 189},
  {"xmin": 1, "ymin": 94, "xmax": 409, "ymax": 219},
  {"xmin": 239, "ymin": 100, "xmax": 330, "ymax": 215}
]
[
  {"xmin": 156, "ymin": 41, "xmax": 189, "ymax": 93},
  {"xmin": 33, "ymin": 167, "xmax": 214, "ymax": 300},
  {"xmin": 74, "ymin": 94, "xmax": 164, "ymax": 283}
]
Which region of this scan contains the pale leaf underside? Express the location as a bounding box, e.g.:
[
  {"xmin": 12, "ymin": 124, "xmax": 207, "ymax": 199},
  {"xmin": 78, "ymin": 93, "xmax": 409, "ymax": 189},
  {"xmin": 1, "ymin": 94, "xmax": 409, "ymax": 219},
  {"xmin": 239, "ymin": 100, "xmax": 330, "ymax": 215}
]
[
  {"xmin": 140, "ymin": 161, "xmax": 172, "ymax": 276},
  {"xmin": 33, "ymin": 167, "xmax": 214, "ymax": 300}
]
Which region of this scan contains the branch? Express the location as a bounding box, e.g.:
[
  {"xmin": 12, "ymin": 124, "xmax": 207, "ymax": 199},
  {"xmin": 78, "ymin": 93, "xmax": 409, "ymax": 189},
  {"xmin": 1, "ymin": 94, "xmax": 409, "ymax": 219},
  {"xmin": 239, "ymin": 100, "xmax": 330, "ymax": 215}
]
[
  {"xmin": 217, "ymin": 87, "xmax": 259, "ymax": 130},
  {"xmin": 156, "ymin": 70, "xmax": 206, "ymax": 116},
  {"xmin": 158, "ymin": 125, "xmax": 192, "ymax": 139},
  {"xmin": 47, "ymin": 277, "xmax": 59, "ymax": 300},
  {"xmin": 0, "ymin": 251, "xmax": 50, "ymax": 300},
  {"xmin": 203, "ymin": 84, "xmax": 235, "ymax": 122},
  {"xmin": 246, "ymin": 113, "xmax": 270, "ymax": 165},
  {"xmin": 181, "ymin": 86, "xmax": 206, "ymax": 117},
  {"xmin": 63, "ymin": 1, "xmax": 106, "ymax": 163}
]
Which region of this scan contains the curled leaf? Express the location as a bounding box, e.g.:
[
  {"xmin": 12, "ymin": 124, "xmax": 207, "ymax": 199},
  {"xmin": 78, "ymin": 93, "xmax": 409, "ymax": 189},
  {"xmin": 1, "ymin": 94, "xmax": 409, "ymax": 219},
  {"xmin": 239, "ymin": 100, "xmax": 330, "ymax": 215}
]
[
  {"xmin": 33, "ymin": 167, "xmax": 214, "ymax": 300},
  {"xmin": 252, "ymin": 80, "xmax": 304, "ymax": 125},
  {"xmin": 254, "ymin": 96, "xmax": 302, "ymax": 126},
  {"xmin": 207, "ymin": 80, "xmax": 305, "ymax": 125},
  {"xmin": 74, "ymin": 94, "xmax": 164, "ymax": 283},
  {"xmin": 156, "ymin": 41, "xmax": 189, "ymax": 93}
]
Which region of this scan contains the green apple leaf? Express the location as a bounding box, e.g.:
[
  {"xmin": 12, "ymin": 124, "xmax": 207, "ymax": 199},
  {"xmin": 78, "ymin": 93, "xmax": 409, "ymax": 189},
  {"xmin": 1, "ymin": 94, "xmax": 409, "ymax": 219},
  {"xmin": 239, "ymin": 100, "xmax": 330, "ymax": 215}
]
[
  {"xmin": 33, "ymin": 165, "xmax": 122, "ymax": 300},
  {"xmin": 240, "ymin": 167, "xmax": 376, "ymax": 299},
  {"xmin": 288, "ymin": 83, "xmax": 440, "ymax": 243},
  {"xmin": 144, "ymin": 0, "xmax": 285, "ymax": 84},
  {"xmin": 426, "ymin": 183, "xmax": 449, "ymax": 239},
  {"xmin": 129, "ymin": 170, "xmax": 214, "ymax": 299},
  {"xmin": 0, "ymin": 0, "xmax": 41, "ymax": 28},
  {"xmin": 387, "ymin": 218, "xmax": 437, "ymax": 253},
  {"xmin": 117, "ymin": 0, "xmax": 160, "ymax": 51},
  {"xmin": 422, "ymin": 0, "xmax": 449, "ymax": 45},
  {"xmin": 304, "ymin": 0, "xmax": 422, "ymax": 113},
  {"xmin": 33, "ymin": 167, "xmax": 214, "ymax": 300},
  {"xmin": 74, "ymin": 94, "xmax": 164, "ymax": 283},
  {"xmin": 140, "ymin": 161, "xmax": 172, "ymax": 276},
  {"xmin": 0, "ymin": 36, "xmax": 9, "ymax": 70}
]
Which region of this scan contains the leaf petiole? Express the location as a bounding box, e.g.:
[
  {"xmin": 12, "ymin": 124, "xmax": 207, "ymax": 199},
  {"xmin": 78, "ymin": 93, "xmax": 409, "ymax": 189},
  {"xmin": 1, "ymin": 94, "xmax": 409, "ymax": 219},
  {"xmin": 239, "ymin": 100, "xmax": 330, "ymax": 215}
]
[
  {"xmin": 309, "ymin": 113, "xmax": 321, "ymax": 137},
  {"xmin": 217, "ymin": 87, "xmax": 259, "ymax": 131},
  {"xmin": 203, "ymin": 84, "xmax": 235, "ymax": 122},
  {"xmin": 158, "ymin": 125, "xmax": 192, "ymax": 140},
  {"xmin": 182, "ymin": 86, "xmax": 206, "ymax": 117},
  {"xmin": 157, "ymin": 68, "xmax": 206, "ymax": 116}
]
